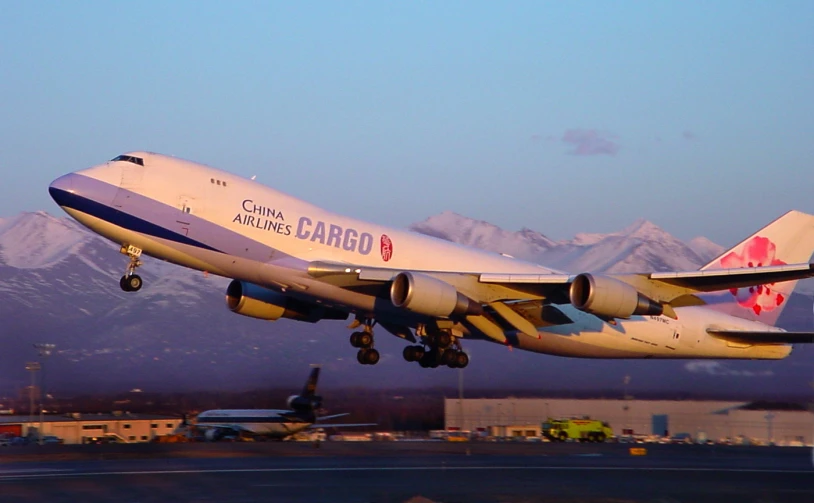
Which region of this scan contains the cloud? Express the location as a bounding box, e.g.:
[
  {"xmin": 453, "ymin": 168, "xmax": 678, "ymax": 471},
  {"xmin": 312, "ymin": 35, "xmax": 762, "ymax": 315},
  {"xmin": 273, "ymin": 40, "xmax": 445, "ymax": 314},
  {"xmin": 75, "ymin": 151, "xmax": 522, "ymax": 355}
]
[
  {"xmin": 684, "ymin": 361, "xmax": 773, "ymax": 377},
  {"xmin": 682, "ymin": 130, "xmax": 697, "ymax": 141},
  {"xmin": 561, "ymin": 129, "xmax": 619, "ymax": 156}
]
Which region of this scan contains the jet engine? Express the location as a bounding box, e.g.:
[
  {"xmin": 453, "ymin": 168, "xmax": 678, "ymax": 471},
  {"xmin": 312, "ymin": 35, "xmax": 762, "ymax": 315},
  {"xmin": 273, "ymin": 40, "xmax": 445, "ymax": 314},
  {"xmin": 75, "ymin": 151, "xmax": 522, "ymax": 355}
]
[
  {"xmin": 226, "ymin": 280, "xmax": 348, "ymax": 322},
  {"xmin": 390, "ymin": 271, "xmax": 483, "ymax": 318},
  {"xmin": 287, "ymin": 394, "xmax": 322, "ymax": 411},
  {"xmin": 569, "ymin": 273, "xmax": 663, "ymax": 319}
]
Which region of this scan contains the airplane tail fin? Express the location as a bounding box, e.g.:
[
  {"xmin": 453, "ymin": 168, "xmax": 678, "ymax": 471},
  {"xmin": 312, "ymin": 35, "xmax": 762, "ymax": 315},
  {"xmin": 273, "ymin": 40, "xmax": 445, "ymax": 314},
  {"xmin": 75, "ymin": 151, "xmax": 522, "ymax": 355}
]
[
  {"xmin": 288, "ymin": 366, "xmax": 322, "ymax": 413},
  {"xmin": 300, "ymin": 366, "xmax": 321, "ymax": 398},
  {"xmin": 699, "ymin": 210, "xmax": 814, "ymax": 326}
]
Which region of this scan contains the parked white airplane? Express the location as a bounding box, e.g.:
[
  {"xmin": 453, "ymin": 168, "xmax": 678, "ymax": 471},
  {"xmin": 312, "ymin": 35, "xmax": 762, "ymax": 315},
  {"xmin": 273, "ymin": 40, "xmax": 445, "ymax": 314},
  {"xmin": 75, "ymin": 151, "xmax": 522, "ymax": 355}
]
[
  {"xmin": 49, "ymin": 152, "xmax": 814, "ymax": 368},
  {"xmin": 195, "ymin": 367, "xmax": 370, "ymax": 440}
]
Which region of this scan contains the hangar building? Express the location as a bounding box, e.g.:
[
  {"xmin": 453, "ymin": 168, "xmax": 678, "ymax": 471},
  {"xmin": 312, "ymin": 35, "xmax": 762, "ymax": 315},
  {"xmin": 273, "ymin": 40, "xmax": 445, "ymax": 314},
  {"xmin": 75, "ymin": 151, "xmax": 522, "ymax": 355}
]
[
  {"xmin": 444, "ymin": 398, "xmax": 813, "ymax": 445},
  {"xmin": 0, "ymin": 412, "xmax": 183, "ymax": 444}
]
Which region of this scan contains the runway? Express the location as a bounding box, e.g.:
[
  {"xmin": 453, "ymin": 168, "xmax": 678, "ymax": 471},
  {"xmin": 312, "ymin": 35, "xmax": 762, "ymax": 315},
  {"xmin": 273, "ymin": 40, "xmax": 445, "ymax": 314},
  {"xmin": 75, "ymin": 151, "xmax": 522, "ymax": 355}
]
[{"xmin": 0, "ymin": 442, "xmax": 811, "ymax": 502}]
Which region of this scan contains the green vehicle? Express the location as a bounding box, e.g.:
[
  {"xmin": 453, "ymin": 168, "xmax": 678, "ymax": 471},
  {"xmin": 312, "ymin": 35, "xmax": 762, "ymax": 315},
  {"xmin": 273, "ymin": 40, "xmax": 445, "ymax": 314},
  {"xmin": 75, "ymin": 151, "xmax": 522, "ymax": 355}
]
[{"xmin": 542, "ymin": 418, "xmax": 613, "ymax": 442}]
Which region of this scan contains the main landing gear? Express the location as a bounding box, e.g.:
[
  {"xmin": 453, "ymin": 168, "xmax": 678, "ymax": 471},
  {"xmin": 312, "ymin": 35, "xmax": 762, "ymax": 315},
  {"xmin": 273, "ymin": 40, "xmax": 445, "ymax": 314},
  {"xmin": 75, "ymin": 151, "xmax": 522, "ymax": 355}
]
[
  {"xmin": 403, "ymin": 330, "xmax": 469, "ymax": 369},
  {"xmin": 346, "ymin": 319, "xmax": 469, "ymax": 369},
  {"xmin": 119, "ymin": 244, "xmax": 144, "ymax": 292},
  {"xmin": 348, "ymin": 319, "xmax": 379, "ymax": 365}
]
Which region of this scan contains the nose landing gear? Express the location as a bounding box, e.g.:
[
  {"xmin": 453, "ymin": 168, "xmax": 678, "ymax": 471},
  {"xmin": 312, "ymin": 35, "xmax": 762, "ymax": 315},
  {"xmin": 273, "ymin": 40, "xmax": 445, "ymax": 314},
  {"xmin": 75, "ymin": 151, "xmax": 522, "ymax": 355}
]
[{"xmin": 119, "ymin": 244, "xmax": 144, "ymax": 292}]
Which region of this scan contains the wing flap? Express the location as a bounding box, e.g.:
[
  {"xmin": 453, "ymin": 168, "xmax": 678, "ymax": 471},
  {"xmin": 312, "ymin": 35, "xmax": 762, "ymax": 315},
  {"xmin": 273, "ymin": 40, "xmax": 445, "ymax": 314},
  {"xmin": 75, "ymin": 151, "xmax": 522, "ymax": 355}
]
[
  {"xmin": 488, "ymin": 301, "xmax": 540, "ymax": 338},
  {"xmin": 707, "ymin": 329, "xmax": 814, "ymax": 344},
  {"xmin": 479, "ymin": 273, "xmax": 571, "ymax": 284}
]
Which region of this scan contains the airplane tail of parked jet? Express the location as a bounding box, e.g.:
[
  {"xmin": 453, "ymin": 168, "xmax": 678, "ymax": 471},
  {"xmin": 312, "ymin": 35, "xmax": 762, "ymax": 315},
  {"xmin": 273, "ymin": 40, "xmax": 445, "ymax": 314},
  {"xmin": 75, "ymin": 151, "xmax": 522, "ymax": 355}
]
[
  {"xmin": 287, "ymin": 366, "xmax": 322, "ymax": 414},
  {"xmin": 698, "ymin": 210, "xmax": 814, "ymax": 326}
]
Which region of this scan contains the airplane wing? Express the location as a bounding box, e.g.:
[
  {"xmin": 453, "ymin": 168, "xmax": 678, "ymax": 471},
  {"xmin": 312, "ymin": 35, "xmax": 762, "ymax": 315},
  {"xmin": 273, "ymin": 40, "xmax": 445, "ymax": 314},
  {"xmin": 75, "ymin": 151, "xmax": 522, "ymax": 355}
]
[
  {"xmin": 308, "ymin": 260, "xmax": 814, "ymax": 302},
  {"xmin": 303, "ymin": 260, "xmax": 814, "ymax": 343},
  {"xmin": 309, "ymin": 423, "xmax": 377, "ymax": 429},
  {"xmin": 707, "ymin": 330, "xmax": 814, "ymax": 344}
]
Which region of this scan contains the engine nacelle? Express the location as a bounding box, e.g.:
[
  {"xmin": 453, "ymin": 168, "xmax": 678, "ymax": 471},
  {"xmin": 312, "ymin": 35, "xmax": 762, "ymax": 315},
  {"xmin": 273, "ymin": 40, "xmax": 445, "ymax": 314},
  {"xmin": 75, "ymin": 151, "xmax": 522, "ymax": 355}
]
[
  {"xmin": 569, "ymin": 273, "xmax": 663, "ymax": 319},
  {"xmin": 390, "ymin": 271, "xmax": 482, "ymax": 318},
  {"xmin": 287, "ymin": 394, "xmax": 322, "ymax": 411},
  {"xmin": 226, "ymin": 280, "xmax": 348, "ymax": 322}
]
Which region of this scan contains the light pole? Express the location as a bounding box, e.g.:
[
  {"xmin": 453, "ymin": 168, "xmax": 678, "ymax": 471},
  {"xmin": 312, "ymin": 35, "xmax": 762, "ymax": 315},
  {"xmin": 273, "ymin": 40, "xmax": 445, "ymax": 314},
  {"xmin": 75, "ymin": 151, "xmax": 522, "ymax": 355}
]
[
  {"xmin": 765, "ymin": 412, "xmax": 775, "ymax": 446},
  {"xmin": 623, "ymin": 375, "xmax": 631, "ymax": 437},
  {"xmin": 25, "ymin": 362, "xmax": 40, "ymax": 438},
  {"xmin": 457, "ymin": 366, "xmax": 464, "ymax": 431},
  {"xmin": 34, "ymin": 344, "xmax": 55, "ymax": 445}
]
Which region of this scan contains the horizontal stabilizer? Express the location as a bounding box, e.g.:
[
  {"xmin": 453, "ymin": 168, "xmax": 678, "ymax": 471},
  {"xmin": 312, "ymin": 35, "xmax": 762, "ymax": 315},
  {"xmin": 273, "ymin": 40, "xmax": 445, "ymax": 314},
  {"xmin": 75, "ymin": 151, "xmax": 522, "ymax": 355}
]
[
  {"xmin": 315, "ymin": 413, "xmax": 349, "ymax": 421},
  {"xmin": 651, "ymin": 263, "xmax": 814, "ymax": 292},
  {"xmin": 707, "ymin": 329, "xmax": 814, "ymax": 344}
]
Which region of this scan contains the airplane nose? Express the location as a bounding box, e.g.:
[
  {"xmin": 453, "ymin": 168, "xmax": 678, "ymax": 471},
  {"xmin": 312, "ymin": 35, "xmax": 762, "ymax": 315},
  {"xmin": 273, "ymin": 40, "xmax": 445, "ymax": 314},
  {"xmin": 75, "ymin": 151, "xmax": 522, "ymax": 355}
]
[{"xmin": 48, "ymin": 174, "xmax": 75, "ymax": 206}]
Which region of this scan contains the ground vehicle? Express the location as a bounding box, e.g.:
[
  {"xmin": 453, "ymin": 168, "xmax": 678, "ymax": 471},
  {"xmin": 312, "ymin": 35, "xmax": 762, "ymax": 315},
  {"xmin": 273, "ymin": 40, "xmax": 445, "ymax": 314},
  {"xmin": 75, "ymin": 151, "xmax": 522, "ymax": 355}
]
[{"xmin": 542, "ymin": 418, "xmax": 613, "ymax": 442}]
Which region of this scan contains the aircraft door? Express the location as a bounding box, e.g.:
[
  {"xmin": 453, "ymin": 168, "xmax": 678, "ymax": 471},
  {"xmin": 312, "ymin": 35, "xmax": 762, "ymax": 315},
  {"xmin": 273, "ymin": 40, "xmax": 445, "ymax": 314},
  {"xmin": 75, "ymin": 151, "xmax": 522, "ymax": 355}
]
[
  {"xmin": 176, "ymin": 195, "xmax": 197, "ymax": 237},
  {"xmin": 111, "ymin": 163, "xmax": 145, "ymax": 211}
]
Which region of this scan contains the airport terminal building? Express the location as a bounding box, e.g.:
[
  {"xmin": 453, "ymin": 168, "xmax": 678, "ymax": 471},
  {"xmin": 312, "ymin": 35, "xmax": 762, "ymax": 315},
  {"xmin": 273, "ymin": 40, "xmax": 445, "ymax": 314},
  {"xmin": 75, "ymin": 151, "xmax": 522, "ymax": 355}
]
[
  {"xmin": 444, "ymin": 398, "xmax": 813, "ymax": 445},
  {"xmin": 0, "ymin": 412, "xmax": 183, "ymax": 444}
]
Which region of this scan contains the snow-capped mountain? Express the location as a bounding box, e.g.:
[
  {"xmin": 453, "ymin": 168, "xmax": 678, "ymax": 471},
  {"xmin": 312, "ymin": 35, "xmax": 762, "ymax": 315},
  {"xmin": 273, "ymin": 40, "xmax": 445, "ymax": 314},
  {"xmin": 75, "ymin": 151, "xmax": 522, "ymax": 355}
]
[
  {"xmin": 0, "ymin": 211, "xmax": 811, "ymax": 398},
  {"xmin": 411, "ymin": 212, "xmax": 715, "ymax": 273}
]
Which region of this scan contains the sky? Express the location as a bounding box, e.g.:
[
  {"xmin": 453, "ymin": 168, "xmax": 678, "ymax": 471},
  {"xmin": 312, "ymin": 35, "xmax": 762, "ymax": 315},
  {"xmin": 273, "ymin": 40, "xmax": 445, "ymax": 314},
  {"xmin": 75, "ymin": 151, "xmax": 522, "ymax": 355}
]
[{"xmin": 2, "ymin": 1, "xmax": 813, "ymax": 246}]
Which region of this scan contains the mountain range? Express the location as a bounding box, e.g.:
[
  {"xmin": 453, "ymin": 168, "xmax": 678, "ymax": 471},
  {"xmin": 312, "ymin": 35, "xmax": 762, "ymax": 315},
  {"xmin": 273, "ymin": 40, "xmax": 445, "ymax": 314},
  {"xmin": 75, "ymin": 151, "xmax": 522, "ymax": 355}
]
[{"xmin": 0, "ymin": 211, "xmax": 811, "ymax": 399}]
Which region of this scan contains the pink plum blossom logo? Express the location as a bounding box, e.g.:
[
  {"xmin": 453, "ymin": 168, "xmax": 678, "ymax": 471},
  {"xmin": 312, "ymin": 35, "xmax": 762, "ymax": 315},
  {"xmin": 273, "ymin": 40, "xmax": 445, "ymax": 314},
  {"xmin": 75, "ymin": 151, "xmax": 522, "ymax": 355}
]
[
  {"xmin": 721, "ymin": 236, "xmax": 786, "ymax": 315},
  {"xmin": 380, "ymin": 234, "xmax": 393, "ymax": 262}
]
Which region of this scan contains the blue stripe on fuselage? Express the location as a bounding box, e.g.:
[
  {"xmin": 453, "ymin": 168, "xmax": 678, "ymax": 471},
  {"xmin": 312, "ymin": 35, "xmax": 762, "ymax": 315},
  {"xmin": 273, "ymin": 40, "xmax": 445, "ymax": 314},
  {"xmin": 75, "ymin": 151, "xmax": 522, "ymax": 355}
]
[{"xmin": 49, "ymin": 187, "xmax": 222, "ymax": 253}]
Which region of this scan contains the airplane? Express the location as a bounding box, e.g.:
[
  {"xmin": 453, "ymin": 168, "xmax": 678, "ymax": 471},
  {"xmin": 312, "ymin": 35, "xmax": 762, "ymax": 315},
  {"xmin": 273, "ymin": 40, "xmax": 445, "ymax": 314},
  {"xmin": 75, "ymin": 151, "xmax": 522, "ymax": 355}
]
[
  {"xmin": 49, "ymin": 152, "xmax": 814, "ymax": 369},
  {"xmin": 194, "ymin": 366, "xmax": 371, "ymax": 440}
]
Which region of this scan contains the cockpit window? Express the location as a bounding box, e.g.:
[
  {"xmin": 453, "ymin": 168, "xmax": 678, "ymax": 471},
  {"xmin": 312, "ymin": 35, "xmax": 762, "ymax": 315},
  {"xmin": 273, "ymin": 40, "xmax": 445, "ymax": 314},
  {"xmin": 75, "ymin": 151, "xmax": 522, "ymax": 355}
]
[{"xmin": 111, "ymin": 154, "xmax": 144, "ymax": 166}]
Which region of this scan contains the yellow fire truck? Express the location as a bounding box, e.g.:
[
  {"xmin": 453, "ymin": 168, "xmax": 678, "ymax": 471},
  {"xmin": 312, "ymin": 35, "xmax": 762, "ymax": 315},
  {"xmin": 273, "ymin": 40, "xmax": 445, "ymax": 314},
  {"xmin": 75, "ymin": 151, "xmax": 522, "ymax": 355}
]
[{"xmin": 542, "ymin": 417, "xmax": 613, "ymax": 442}]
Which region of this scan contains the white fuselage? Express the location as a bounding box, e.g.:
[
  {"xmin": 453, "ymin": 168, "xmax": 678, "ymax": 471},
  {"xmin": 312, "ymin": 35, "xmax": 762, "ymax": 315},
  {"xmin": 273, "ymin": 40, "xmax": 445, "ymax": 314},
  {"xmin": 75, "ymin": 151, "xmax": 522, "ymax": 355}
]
[
  {"xmin": 50, "ymin": 152, "xmax": 792, "ymax": 360},
  {"xmin": 195, "ymin": 409, "xmax": 311, "ymax": 438}
]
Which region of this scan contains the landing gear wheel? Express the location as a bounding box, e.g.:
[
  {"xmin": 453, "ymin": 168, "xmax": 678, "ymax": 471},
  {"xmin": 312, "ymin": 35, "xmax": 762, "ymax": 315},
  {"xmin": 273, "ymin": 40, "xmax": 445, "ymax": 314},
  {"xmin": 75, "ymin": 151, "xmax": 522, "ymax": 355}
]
[
  {"xmin": 364, "ymin": 348, "xmax": 379, "ymax": 365},
  {"xmin": 350, "ymin": 332, "xmax": 373, "ymax": 348},
  {"xmin": 403, "ymin": 346, "xmax": 426, "ymax": 362},
  {"xmin": 357, "ymin": 348, "xmax": 379, "ymax": 365},
  {"xmin": 454, "ymin": 351, "xmax": 469, "ymax": 368},
  {"xmin": 441, "ymin": 350, "xmax": 458, "ymax": 367},
  {"xmin": 419, "ymin": 349, "xmax": 439, "ymax": 368},
  {"xmin": 357, "ymin": 333, "xmax": 373, "ymax": 348},
  {"xmin": 428, "ymin": 331, "xmax": 452, "ymax": 348},
  {"xmin": 126, "ymin": 274, "xmax": 142, "ymax": 292},
  {"xmin": 403, "ymin": 346, "xmax": 416, "ymax": 362},
  {"xmin": 120, "ymin": 275, "xmax": 142, "ymax": 292}
]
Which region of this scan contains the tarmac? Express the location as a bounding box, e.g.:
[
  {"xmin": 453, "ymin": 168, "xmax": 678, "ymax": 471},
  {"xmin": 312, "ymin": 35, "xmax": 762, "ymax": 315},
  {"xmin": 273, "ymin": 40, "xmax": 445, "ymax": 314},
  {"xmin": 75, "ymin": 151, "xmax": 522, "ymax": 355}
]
[{"xmin": 0, "ymin": 441, "xmax": 812, "ymax": 502}]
